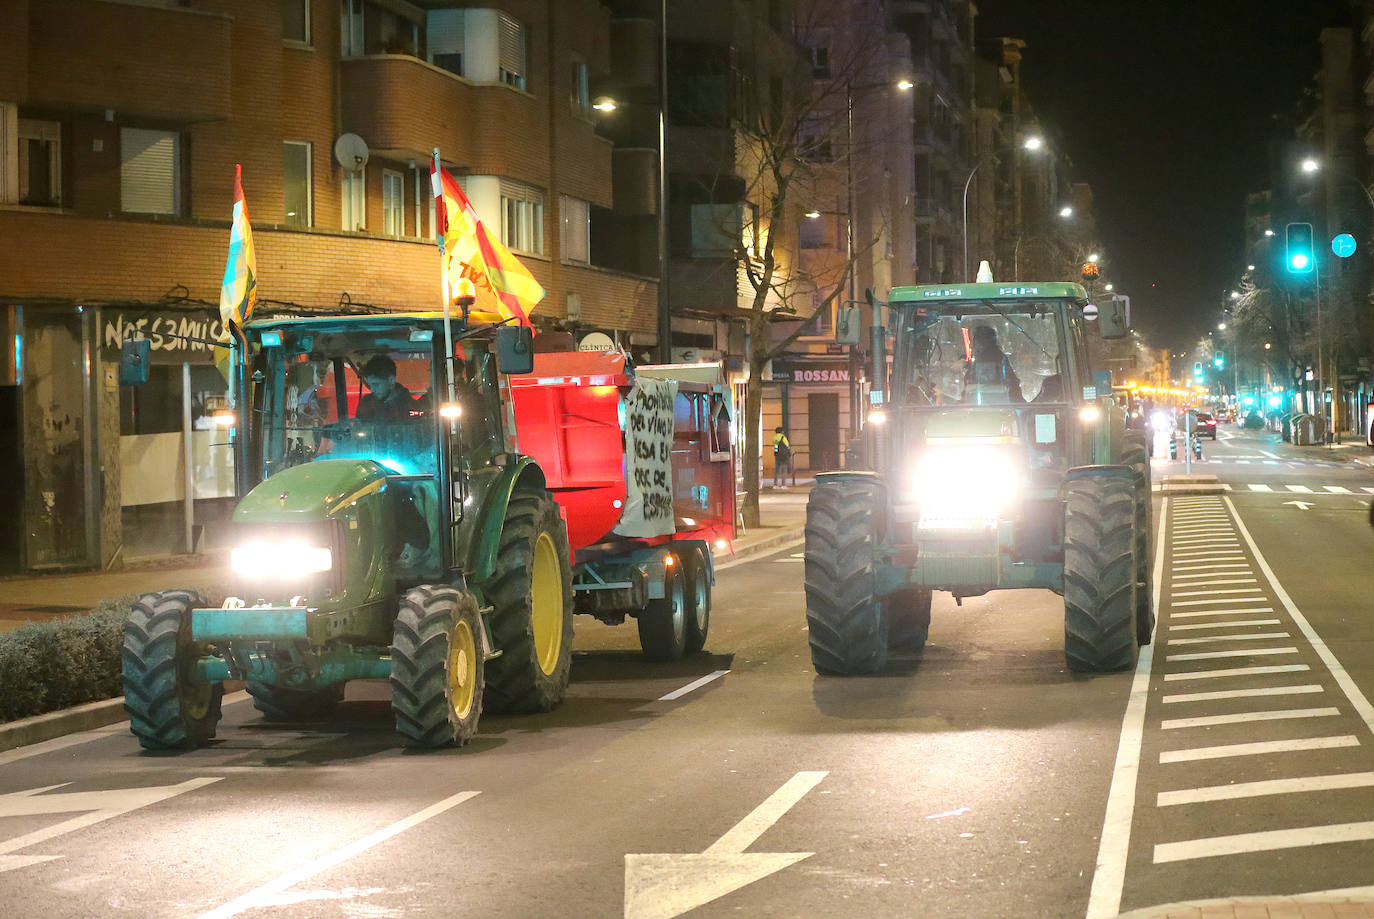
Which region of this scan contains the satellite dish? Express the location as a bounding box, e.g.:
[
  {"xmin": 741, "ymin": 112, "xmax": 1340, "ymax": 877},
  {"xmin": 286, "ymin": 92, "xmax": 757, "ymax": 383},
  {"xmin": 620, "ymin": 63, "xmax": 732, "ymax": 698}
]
[{"xmin": 333, "ymin": 133, "xmax": 370, "ymax": 172}]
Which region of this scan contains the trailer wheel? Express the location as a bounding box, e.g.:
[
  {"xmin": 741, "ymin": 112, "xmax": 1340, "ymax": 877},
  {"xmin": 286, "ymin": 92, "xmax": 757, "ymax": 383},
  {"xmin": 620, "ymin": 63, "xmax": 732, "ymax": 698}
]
[
  {"xmin": 390, "ymin": 585, "xmax": 484, "ymax": 747},
  {"xmin": 122, "ymin": 589, "xmax": 223, "ymax": 751},
  {"xmin": 246, "ymin": 682, "xmax": 345, "ymax": 723},
  {"xmin": 1063, "ymin": 473, "xmax": 1139, "ymax": 673},
  {"xmin": 639, "ymin": 559, "xmax": 688, "ymax": 661},
  {"xmin": 683, "ymin": 548, "xmax": 711, "ymax": 654},
  {"xmin": 887, "ymin": 587, "xmax": 933, "ymax": 652},
  {"xmin": 804, "ymin": 481, "xmax": 888, "ymax": 675},
  {"xmin": 481, "ymin": 490, "xmax": 574, "ymax": 714},
  {"xmin": 1122, "ymin": 437, "xmax": 1155, "ymax": 646}
]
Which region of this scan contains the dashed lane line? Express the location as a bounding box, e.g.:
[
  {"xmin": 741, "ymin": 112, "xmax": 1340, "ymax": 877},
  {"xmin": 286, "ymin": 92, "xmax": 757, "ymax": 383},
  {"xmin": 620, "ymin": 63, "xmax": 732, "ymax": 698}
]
[{"xmin": 658, "ymin": 670, "xmax": 730, "ymax": 701}]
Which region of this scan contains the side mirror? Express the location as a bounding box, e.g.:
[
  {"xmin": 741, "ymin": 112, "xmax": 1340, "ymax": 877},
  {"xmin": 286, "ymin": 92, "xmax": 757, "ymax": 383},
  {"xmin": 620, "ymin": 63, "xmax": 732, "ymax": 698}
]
[
  {"xmin": 1097, "ymin": 295, "xmax": 1130, "ymax": 339},
  {"xmin": 119, "ymin": 338, "xmax": 151, "ymax": 386},
  {"xmin": 835, "ymin": 304, "xmax": 861, "ymax": 346},
  {"xmin": 495, "ymin": 325, "xmax": 534, "ymax": 375}
]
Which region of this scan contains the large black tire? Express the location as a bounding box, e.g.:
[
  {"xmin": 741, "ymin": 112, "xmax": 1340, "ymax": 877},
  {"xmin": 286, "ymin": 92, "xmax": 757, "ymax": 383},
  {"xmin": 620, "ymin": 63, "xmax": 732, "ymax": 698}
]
[
  {"xmin": 638, "ymin": 560, "xmax": 688, "ymax": 661},
  {"xmin": 122, "ymin": 589, "xmax": 223, "ymax": 750},
  {"xmin": 887, "ymin": 586, "xmax": 933, "ymax": 652},
  {"xmin": 247, "ymin": 682, "xmax": 345, "ymax": 723},
  {"xmin": 480, "ymin": 490, "xmax": 574, "ymax": 714},
  {"xmin": 683, "ymin": 548, "xmax": 711, "ymax": 655},
  {"xmin": 1122, "ymin": 438, "xmax": 1155, "ymax": 646},
  {"xmin": 804, "ymin": 481, "xmax": 888, "ymax": 675},
  {"xmin": 390, "ymin": 585, "xmax": 484, "ymax": 748},
  {"xmin": 1063, "ymin": 474, "xmax": 1139, "ymax": 673}
]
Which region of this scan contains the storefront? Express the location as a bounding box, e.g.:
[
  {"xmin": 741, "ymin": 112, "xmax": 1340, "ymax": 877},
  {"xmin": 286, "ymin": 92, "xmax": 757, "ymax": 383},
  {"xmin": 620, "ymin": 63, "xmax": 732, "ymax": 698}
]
[{"xmin": 764, "ymin": 355, "xmax": 858, "ymax": 474}]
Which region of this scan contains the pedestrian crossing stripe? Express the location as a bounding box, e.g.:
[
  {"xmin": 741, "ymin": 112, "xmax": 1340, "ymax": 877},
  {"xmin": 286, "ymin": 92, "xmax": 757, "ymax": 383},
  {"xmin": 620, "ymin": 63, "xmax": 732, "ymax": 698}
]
[{"xmin": 1243, "ymin": 484, "xmax": 1374, "ymax": 494}]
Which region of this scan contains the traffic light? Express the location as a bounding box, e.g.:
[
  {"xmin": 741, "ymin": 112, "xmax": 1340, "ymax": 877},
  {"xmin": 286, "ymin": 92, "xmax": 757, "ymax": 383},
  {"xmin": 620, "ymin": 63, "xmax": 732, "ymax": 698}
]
[
  {"xmin": 1213, "ymin": 351, "xmax": 1225, "ymax": 369},
  {"xmin": 1193, "ymin": 361, "xmax": 1203, "ymax": 376},
  {"xmin": 1286, "ymin": 222, "xmax": 1315, "ymax": 274}
]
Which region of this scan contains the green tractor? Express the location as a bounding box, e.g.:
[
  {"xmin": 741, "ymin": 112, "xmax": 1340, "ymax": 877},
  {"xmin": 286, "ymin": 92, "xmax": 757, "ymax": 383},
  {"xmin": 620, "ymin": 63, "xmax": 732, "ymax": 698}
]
[
  {"xmin": 120, "ymin": 312, "xmax": 574, "ymax": 749},
  {"xmin": 806, "ymin": 282, "xmax": 1153, "ymax": 674}
]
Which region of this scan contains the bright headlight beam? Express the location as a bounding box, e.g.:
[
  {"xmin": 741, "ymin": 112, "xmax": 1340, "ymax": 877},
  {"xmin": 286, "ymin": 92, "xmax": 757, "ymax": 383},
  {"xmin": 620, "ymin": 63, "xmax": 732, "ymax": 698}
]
[
  {"xmin": 910, "ymin": 448, "xmax": 1019, "ymax": 521},
  {"xmin": 231, "ymin": 542, "xmax": 333, "ymax": 578}
]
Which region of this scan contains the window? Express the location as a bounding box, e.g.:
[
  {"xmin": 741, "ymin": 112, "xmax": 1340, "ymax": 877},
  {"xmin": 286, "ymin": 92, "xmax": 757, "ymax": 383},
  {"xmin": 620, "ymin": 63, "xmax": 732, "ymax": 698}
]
[
  {"xmin": 570, "ymin": 57, "xmax": 590, "ymax": 116},
  {"xmin": 561, "ymin": 196, "xmax": 589, "ymax": 263},
  {"xmin": 383, "ymin": 169, "xmax": 404, "ymax": 236},
  {"xmin": 18, "ymin": 119, "xmax": 61, "ymax": 207},
  {"xmin": 283, "ymin": 0, "xmax": 310, "ymax": 43},
  {"xmin": 427, "ymin": 9, "xmax": 464, "ymax": 75},
  {"xmin": 799, "ymin": 213, "xmax": 830, "ymax": 249},
  {"xmin": 499, "ymin": 14, "xmax": 527, "ymax": 89},
  {"xmin": 340, "ymin": 0, "xmax": 363, "ymax": 57},
  {"xmin": 799, "ymin": 116, "xmax": 832, "ymax": 163},
  {"xmin": 801, "ymin": 294, "xmax": 834, "ymax": 337},
  {"xmin": 501, "ymin": 179, "xmax": 544, "ymax": 254},
  {"xmin": 808, "ymin": 46, "xmax": 830, "ymax": 78},
  {"xmin": 121, "ymin": 128, "xmax": 181, "ymax": 215},
  {"xmin": 413, "ymin": 165, "xmax": 426, "ymax": 239},
  {"xmin": 283, "ymin": 141, "xmax": 312, "ymax": 227},
  {"xmin": 689, "ymin": 203, "xmax": 741, "ymax": 258},
  {"xmin": 342, "ymin": 169, "xmax": 365, "ymax": 231}
]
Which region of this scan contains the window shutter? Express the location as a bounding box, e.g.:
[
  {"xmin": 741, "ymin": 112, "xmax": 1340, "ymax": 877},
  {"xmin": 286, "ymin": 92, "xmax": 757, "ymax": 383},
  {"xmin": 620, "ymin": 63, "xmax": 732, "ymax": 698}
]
[
  {"xmin": 561, "ymin": 196, "xmax": 588, "ymax": 263},
  {"xmin": 121, "ymin": 128, "xmax": 179, "ymax": 215},
  {"xmin": 427, "ymin": 9, "xmax": 464, "ymax": 74},
  {"xmin": 499, "ymin": 14, "xmax": 525, "ymax": 75},
  {"xmin": 499, "ymin": 178, "xmax": 542, "ymax": 205}
]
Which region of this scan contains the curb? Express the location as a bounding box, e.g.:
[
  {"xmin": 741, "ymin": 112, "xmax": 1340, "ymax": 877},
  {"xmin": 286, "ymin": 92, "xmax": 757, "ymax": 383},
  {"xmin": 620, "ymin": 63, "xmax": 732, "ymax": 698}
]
[
  {"xmin": 718, "ymin": 525, "xmax": 805, "ymax": 569},
  {"xmin": 0, "ymin": 697, "xmax": 128, "ymax": 753},
  {"xmin": 1117, "ymin": 888, "xmax": 1374, "ymax": 918}
]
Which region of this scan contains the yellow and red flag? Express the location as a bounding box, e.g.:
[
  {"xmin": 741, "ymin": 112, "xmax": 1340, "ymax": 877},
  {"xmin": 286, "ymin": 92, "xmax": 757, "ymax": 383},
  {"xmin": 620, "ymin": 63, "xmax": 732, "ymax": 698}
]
[
  {"xmin": 215, "ymin": 163, "xmax": 257, "ymax": 377},
  {"xmin": 430, "ymin": 156, "xmax": 542, "ymax": 326}
]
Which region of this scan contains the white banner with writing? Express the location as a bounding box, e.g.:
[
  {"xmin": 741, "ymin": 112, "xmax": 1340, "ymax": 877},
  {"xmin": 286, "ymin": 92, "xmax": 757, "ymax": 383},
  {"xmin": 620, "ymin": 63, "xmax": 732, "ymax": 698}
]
[{"xmin": 614, "ymin": 377, "xmax": 678, "ymax": 538}]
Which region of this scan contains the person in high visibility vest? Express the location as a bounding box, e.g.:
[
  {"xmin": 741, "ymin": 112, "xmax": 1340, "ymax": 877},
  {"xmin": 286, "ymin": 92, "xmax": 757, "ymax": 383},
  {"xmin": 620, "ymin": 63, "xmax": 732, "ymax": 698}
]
[{"xmin": 772, "ymin": 427, "xmax": 792, "ymax": 486}]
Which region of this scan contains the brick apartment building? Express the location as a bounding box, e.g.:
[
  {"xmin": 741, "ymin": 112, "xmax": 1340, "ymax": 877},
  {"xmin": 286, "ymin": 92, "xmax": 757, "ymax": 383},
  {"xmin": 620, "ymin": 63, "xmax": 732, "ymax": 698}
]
[{"xmin": 0, "ymin": 0, "xmax": 659, "ymax": 572}]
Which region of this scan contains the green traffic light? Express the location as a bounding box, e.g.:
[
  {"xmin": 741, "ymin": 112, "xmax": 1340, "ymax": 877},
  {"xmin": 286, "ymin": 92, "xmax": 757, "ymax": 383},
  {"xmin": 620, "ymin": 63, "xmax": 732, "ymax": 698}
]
[{"xmin": 1286, "ymin": 222, "xmax": 1315, "ymax": 275}]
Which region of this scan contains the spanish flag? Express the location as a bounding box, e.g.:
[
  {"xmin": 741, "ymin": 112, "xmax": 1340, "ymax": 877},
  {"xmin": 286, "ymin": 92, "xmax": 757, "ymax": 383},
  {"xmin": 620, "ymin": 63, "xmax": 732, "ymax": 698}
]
[
  {"xmin": 215, "ymin": 164, "xmax": 257, "ymax": 378},
  {"xmin": 430, "ymin": 156, "xmax": 542, "ymax": 326}
]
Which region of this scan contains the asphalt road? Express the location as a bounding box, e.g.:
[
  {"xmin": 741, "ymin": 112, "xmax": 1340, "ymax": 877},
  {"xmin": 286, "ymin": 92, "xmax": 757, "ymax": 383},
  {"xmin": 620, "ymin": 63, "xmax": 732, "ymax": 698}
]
[{"xmin": 1, "ymin": 428, "xmax": 1371, "ymax": 918}]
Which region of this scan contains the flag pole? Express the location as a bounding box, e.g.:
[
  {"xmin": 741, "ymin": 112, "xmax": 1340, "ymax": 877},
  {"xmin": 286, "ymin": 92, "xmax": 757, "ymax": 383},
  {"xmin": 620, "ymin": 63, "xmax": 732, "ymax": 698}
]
[{"xmin": 432, "ymin": 148, "xmax": 458, "ymax": 417}]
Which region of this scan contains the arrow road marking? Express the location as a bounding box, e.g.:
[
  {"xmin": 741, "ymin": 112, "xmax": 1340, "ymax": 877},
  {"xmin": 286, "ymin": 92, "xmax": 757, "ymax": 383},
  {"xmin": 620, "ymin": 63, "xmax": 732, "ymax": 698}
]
[
  {"xmin": 0, "ymin": 777, "xmax": 222, "ymax": 873},
  {"xmin": 1283, "ymin": 500, "xmax": 1314, "ymax": 510},
  {"xmin": 624, "ymin": 770, "xmax": 827, "ymax": 919}
]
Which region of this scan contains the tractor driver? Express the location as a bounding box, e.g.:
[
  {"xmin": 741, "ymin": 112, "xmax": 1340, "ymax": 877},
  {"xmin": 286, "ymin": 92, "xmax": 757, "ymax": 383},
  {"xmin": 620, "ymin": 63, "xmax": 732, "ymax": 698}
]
[
  {"xmin": 357, "ymin": 354, "xmax": 422, "ymax": 422},
  {"xmin": 964, "ymin": 325, "xmax": 1024, "ymax": 403}
]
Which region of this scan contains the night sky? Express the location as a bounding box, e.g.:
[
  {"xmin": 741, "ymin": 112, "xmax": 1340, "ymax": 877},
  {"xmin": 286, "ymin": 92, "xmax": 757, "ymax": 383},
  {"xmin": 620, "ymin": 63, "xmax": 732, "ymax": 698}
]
[{"xmin": 975, "ymin": 0, "xmax": 1354, "ymax": 350}]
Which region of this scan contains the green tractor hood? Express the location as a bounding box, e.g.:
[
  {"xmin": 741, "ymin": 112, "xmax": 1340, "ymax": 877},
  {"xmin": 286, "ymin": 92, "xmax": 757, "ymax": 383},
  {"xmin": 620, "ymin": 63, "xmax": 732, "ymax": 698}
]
[{"xmin": 234, "ymin": 459, "xmax": 390, "ymax": 524}]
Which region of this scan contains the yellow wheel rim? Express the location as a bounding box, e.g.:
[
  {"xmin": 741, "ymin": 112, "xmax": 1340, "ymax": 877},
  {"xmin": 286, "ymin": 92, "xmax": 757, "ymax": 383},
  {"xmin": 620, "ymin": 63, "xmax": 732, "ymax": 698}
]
[
  {"xmin": 530, "ymin": 531, "xmax": 564, "ymax": 676},
  {"xmin": 449, "ymin": 618, "xmax": 477, "ymax": 720}
]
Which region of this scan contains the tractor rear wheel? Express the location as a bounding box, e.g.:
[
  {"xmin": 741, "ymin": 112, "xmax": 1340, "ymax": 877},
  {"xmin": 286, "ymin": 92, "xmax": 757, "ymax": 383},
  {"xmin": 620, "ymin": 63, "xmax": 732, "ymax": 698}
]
[
  {"xmin": 683, "ymin": 548, "xmax": 711, "ymax": 655},
  {"xmin": 638, "ymin": 559, "xmax": 688, "ymax": 661},
  {"xmin": 1122, "ymin": 437, "xmax": 1155, "ymax": 646},
  {"xmin": 122, "ymin": 589, "xmax": 223, "ymax": 750},
  {"xmin": 1063, "ymin": 474, "xmax": 1139, "ymax": 673},
  {"xmin": 390, "ymin": 585, "xmax": 484, "ymax": 748},
  {"xmin": 804, "ymin": 481, "xmax": 888, "ymax": 675},
  {"xmin": 480, "ymin": 490, "xmax": 574, "ymax": 714},
  {"xmin": 887, "ymin": 587, "xmax": 933, "ymax": 652},
  {"xmin": 247, "ymin": 682, "xmax": 345, "ymax": 722}
]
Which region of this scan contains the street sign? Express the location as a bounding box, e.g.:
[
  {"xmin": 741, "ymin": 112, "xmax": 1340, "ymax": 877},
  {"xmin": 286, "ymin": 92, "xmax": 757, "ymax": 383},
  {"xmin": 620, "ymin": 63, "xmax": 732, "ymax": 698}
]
[{"xmin": 1332, "ymin": 233, "xmax": 1357, "ymax": 258}]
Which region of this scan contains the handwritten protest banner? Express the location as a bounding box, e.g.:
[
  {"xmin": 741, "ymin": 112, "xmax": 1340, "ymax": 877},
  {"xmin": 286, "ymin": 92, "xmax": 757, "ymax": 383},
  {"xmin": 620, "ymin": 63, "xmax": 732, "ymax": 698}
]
[{"xmin": 615, "ymin": 377, "xmax": 678, "ymax": 538}]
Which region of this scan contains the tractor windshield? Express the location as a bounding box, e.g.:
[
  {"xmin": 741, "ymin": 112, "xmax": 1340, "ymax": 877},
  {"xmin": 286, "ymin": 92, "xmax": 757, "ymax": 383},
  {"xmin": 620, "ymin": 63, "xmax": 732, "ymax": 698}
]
[{"xmin": 894, "ymin": 300, "xmax": 1069, "ymax": 406}]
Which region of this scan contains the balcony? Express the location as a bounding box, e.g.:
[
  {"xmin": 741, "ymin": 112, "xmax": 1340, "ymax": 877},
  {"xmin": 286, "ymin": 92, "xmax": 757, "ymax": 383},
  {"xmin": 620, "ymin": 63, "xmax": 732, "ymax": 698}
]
[{"xmin": 27, "ymin": 0, "xmax": 231, "ymax": 122}]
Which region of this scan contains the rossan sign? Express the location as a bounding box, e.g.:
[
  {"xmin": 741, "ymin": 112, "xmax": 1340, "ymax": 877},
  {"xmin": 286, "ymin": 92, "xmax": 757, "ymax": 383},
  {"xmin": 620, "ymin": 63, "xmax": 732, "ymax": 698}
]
[
  {"xmin": 773, "ymin": 360, "xmax": 849, "ymax": 384},
  {"xmin": 100, "ymin": 308, "xmax": 225, "ymax": 364}
]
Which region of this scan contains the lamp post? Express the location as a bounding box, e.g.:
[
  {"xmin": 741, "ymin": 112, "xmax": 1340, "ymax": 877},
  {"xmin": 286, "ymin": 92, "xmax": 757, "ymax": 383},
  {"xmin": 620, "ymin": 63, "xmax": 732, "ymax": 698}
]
[{"xmin": 961, "ymin": 134, "xmax": 1044, "ymax": 282}]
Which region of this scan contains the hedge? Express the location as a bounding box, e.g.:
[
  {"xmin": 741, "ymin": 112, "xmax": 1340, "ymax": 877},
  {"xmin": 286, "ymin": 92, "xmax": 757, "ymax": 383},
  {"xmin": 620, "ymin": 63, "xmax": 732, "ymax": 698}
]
[{"xmin": 0, "ymin": 597, "xmax": 134, "ymax": 723}]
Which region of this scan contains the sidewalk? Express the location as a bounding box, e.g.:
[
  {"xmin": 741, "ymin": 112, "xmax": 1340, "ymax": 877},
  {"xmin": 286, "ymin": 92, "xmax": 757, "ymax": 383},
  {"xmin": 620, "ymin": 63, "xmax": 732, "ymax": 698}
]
[{"xmin": 0, "ymin": 486, "xmax": 814, "ymax": 634}]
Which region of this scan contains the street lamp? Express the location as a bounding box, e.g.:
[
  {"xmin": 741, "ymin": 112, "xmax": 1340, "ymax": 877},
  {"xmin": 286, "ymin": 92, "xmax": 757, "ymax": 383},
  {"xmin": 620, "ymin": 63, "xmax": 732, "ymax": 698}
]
[
  {"xmin": 1087, "ymin": 252, "xmax": 1099, "ymax": 264},
  {"xmin": 1059, "ymin": 205, "xmax": 1073, "ymax": 218},
  {"xmin": 1022, "ymin": 135, "xmax": 1044, "ymax": 152},
  {"xmin": 962, "ymin": 136, "xmax": 1046, "ymax": 281},
  {"xmin": 1301, "ymin": 156, "xmax": 1320, "ymax": 174},
  {"xmin": 1264, "ymin": 228, "xmax": 1275, "ymax": 237},
  {"xmin": 1104, "ymin": 283, "xmax": 1114, "ymax": 291},
  {"xmin": 1229, "ymin": 290, "xmax": 1240, "ymax": 300}
]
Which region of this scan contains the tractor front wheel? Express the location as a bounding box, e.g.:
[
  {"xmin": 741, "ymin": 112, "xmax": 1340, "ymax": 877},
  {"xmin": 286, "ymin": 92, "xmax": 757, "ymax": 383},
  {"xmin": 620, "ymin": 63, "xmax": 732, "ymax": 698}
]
[
  {"xmin": 1063, "ymin": 473, "xmax": 1139, "ymax": 673},
  {"xmin": 122, "ymin": 589, "xmax": 223, "ymax": 750},
  {"xmin": 1122, "ymin": 437, "xmax": 1155, "ymax": 646},
  {"xmin": 804, "ymin": 481, "xmax": 888, "ymax": 675},
  {"xmin": 480, "ymin": 490, "xmax": 574, "ymax": 713},
  {"xmin": 887, "ymin": 586, "xmax": 933, "ymax": 652},
  {"xmin": 390, "ymin": 585, "xmax": 484, "ymax": 747},
  {"xmin": 247, "ymin": 682, "xmax": 345, "ymax": 723}
]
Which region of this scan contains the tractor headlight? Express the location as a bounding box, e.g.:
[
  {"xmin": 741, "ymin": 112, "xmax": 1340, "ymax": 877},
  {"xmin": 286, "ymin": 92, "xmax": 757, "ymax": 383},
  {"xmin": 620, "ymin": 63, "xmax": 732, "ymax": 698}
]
[
  {"xmin": 231, "ymin": 541, "xmax": 334, "ymax": 578},
  {"xmin": 909, "ymin": 448, "xmax": 1020, "ymax": 526}
]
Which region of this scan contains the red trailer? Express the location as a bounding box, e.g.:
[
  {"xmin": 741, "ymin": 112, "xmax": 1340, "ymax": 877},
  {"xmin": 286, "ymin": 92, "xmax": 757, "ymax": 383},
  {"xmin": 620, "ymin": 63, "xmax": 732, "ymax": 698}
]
[{"xmin": 509, "ymin": 351, "xmax": 736, "ymax": 659}]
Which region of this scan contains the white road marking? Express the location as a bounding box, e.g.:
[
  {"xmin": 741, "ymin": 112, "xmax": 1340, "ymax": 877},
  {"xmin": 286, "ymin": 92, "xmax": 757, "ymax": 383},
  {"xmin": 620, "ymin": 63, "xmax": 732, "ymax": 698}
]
[
  {"xmin": 197, "ymin": 790, "xmax": 481, "ymax": 919},
  {"xmin": 1170, "ymin": 596, "xmax": 1271, "ymax": 607},
  {"xmin": 1226, "ymin": 497, "xmax": 1374, "ymax": 735},
  {"xmin": 1170, "ymin": 526, "xmax": 1234, "ymax": 533},
  {"xmin": 1159, "ymin": 735, "xmax": 1360, "ymax": 764},
  {"xmin": 1166, "ymin": 647, "xmax": 1298, "ymax": 661},
  {"xmin": 1154, "ymin": 820, "xmax": 1374, "ymax": 864},
  {"xmin": 1285, "ymin": 484, "xmax": 1314, "ymax": 493},
  {"xmin": 1085, "ymin": 496, "xmax": 1166, "ymax": 919},
  {"xmin": 1163, "ymin": 664, "xmax": 1310, "ymax": 681},
  {"xmin": 1167, "ymin": 632, "xmax": 1290, "ymax": 646},
  {"xmin": 1160, "ymin": 707, "xmax": 1339, "ymax": 730},
  {"xmin": 1248, "ymin": 484, "xmax": 1273, "ymax": 492},
  {"xmin": 1171, "ymin": 586, "xmax": 1265, "ymax": 598},
  {"xmin": 1260, "ymin": 450, "xmax": 1280, "ymax": 459},
  {"xmin": 1170, "ymin": 550, "xmax": 1246, "ymax": 559},
  {"xmin": 1170, "ymin": 562, "xmax": 1252, "ymax": 573},
  {"xmin": 1170, "ymin": 575, "xmax": 1256, "ymax": 585},
  {"xmin": 1169, "ymin": 607, "xmax": 1274, "ymax": 618},
  {"xmin": 1171, "ymin": 537, "xmax": 1239, "ymax": 544},
  {"xmin": 1157, "ymin": 772, "xmax": 1374, "ymax": 807},
  {"xmin": 659, "ymin": 670, "xmax": 731, "ymax": 701},
  {"xmin": 1363, "ymin": 486, "xmax": 1374, "ymax": 494},
  {"xmin": 1323, "ymin": 485, "xmax": 1353, "ymax": 494},
  {"xmin": 1162, "ymin": 684, "xmax": 1323, "ymax": 703},
  {"xmin": 1169, "ymin": 619, "xmax": 1281, "ymax": 631}
]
